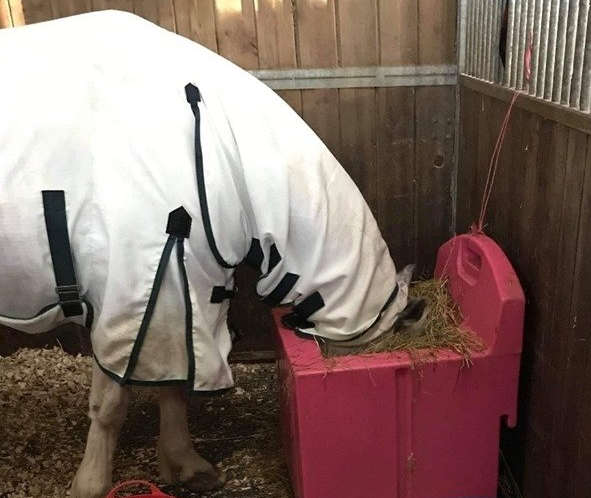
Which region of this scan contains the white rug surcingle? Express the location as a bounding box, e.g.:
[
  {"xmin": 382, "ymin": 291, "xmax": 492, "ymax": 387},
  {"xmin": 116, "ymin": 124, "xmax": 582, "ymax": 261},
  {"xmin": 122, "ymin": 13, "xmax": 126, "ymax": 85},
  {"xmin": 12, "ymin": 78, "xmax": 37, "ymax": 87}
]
[{"xmin": 0, "ymin": 11, "xmax": 404, "ymax": 392}]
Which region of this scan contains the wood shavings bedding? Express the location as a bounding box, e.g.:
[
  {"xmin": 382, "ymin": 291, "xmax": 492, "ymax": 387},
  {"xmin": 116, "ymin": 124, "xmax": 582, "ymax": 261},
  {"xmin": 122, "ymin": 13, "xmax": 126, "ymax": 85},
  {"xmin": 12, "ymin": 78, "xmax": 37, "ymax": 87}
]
[{"xmin": 0, "ymin": 349, "xmax": 291, "ymax": 498}]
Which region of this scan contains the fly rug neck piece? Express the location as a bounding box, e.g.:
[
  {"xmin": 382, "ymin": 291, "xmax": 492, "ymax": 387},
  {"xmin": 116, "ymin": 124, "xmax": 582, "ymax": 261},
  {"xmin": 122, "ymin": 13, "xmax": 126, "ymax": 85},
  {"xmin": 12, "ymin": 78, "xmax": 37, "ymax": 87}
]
[{"xmin": 0, "ymin": 11, "xmax": 416, "ymax": 498}]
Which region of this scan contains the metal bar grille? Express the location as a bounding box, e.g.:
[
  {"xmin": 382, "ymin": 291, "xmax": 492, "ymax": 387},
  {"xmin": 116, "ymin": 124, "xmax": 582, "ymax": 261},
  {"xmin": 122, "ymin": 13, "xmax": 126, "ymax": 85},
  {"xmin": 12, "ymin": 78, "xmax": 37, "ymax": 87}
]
[
  {"xmin": 544, "ymin": 1, "xmax": 560, "ymax": 99},
  {"xmin": 462, "ymin": 0, "xmax": 591, "ymax": 115},
  {"xmin": 505, "ymin": 0, "xmax": 516, "ymax": 85},
  {"xmin": 530, "ymin": 0, "xmax": 543, "ymax": 94},
  {"xmin": 570, "ymin": 1, "xmax": 590, "ymax": 108},
  {"xmin": 536, "ymin": 0, "xmax": 552, "ymax": 97},
  {"xmin": 561, "ymin": 1, "xmax": 580, "ymax": 104},
  {"xmin": 524, "ymin": 0, "xmax": 536, "ymax": 89},
  {"xmin": 510, "ymin": 0, "xmax": 523, "ymax": 87}
]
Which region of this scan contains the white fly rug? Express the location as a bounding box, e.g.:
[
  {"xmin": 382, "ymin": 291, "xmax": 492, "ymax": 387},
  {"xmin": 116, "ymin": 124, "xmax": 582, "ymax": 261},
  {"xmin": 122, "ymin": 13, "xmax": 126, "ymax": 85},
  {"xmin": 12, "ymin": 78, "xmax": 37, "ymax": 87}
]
[{"xmin": 0, "ymin": 11, "xmax": 407, "ymax": 392}]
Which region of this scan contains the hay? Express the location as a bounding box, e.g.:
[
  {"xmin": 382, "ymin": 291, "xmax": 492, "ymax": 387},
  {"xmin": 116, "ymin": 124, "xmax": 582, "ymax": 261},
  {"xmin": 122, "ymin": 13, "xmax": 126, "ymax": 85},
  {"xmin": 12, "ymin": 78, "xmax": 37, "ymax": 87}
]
[
  {"xmin": 0, "ymin": 349, "xmax": 292, "ymax": 498},
  {"xmin": 333, "ymin": 279, "xmax": 485, "ymax": 364}
]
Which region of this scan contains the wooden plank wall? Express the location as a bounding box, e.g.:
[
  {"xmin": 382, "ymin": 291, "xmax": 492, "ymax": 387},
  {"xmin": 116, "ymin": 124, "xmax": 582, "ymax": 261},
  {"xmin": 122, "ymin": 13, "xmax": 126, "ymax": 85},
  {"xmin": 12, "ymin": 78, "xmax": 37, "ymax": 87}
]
[
  {"xmin": 458, "ymin": 86, "xmax": 591, "ymax": 498},
  {"xmin": 0, "ymin": 1, "xmax": 10, "ymax": 27},
  {"xmin": 2, "ymin": 0, "xmax": 456, "ymax": 356}
]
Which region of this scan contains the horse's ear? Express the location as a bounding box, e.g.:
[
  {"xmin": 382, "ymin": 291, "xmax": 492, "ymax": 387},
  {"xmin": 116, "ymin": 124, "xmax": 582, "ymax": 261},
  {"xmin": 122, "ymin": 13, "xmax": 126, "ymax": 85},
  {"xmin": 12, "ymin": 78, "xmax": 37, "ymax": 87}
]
[{"xmin": 396, "ymin": 264, "xmax": 416, "ymax": 286}]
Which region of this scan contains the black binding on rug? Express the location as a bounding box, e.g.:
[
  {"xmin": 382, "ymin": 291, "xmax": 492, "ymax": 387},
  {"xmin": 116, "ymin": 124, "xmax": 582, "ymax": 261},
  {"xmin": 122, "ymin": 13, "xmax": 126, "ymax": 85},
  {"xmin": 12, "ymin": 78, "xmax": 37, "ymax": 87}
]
[
  {"xmin": 185, "ymin": 83, "xmax": 236, "ymax": 269},
  {"xmin": 122, "ymin": 207, "xmax": 195, "ymax": 386}
]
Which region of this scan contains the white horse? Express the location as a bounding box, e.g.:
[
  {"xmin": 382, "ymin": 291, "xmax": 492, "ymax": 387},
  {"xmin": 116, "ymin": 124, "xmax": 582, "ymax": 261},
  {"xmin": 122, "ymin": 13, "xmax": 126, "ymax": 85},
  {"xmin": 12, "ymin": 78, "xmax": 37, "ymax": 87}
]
[{"xmin": 0, "ymin": 11, "xmax": 424, "ymax": 498}]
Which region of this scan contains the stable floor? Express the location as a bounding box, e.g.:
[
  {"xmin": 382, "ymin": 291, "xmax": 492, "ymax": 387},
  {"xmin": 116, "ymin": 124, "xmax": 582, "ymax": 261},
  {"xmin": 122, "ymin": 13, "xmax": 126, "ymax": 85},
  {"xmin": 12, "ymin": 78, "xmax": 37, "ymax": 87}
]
[{"xmin": 0, "ymin": 349, "xmax": 291, "ymax": 498}]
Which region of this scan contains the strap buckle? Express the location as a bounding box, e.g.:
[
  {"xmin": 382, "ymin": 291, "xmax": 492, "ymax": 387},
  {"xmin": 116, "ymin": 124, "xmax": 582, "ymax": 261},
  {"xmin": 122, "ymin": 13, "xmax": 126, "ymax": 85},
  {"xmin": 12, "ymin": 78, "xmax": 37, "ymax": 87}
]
[{"xmin": 55, "ymin": 284, "xmax": 83, "ymax": 317}]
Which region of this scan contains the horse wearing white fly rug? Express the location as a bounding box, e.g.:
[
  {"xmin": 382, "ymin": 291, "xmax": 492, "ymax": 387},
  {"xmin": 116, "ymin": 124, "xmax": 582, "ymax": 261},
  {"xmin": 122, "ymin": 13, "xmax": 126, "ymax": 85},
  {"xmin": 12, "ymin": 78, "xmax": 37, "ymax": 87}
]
[{"xmin": 0, "ymin": 11, "xmax": 413, "ymax": 497}]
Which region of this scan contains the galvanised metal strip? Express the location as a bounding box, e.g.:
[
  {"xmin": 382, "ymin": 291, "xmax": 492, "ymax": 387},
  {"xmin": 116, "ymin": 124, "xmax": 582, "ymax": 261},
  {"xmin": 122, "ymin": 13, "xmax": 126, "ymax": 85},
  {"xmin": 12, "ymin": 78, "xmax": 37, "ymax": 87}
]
[
  {"xmin": 493, "ymin": 0, "xmax": 503, "ymax": 84},
  {"xmin": 580, "ymin": 12, "xmax": 591, "ymax": 112},
  {"xmin": 475, "ymin": 0, "xmax": 484, "ymax": 79},
  {"xmin": 485, "ymin": 0, "xmax": 494, "ymax": 81},
  {"xmin": 516, "ymin": 0, "xmax": 529, "ymax": 90},
  {"xmin": 454, "ymin": 0, "xmax": 470, "ymax": 235},
  {"xmin": 524, "ymin": 0, "xmax": 536, "ymax": 90},
  {"xmin": 250, "ymin": 65, "xmax": 458, "ymax": 90},
  {"xmin": 536, "ymin": 0, "xmax": 552, "ymax": 98},
  {"xmin": 480, "ymin": 0, "xmax": 487, "ymax": 80},
  {"xmin": 505, "ymin": 0, "xmax": 517, "ymax": 86},
  {"xmin": 552, "ymin": 0, "xmax": 570, "ymax": 102},
  {"xmin": 490, "ymin": 0, "xmax": 498, "ymax": 82},
  {"xmin": 561, "ymin": 0, "xmax": 580, "ymax": 105},
  {"xmin": 510, "ymin": 0, "xmax": 523, "ymax": 88},
  {"xmin": 530, "ymin": 0, "xmax": 544, "ymax": 95},
  {"xmin": 571, "ymin": 0, "xmax": 590, "ymax": 109},
  {"xmin": 468, "ymin": 0, "xmax": 476, "ymax": 74},
  {"xmin": 459, "ymin": 0, "xmax": 469, "ymax": 75},
  {"xmin": 543, "ymin": 1, "xmax": 560, "ymax": 100}
]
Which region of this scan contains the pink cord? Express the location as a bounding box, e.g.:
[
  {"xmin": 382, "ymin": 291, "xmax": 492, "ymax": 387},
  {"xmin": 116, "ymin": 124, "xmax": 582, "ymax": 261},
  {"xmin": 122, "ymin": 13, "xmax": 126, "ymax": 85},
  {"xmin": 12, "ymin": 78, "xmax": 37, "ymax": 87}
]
[{"xmin": 472, "ymin": 33, "xmax": 533, "ymax": 234}]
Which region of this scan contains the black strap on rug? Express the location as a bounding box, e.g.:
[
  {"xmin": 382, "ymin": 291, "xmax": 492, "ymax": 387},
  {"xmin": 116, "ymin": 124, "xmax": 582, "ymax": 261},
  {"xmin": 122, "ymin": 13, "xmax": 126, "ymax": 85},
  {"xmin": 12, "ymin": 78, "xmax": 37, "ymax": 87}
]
[
  {"xmin": 245, "ymin": 238, "xmax": 264, "ymax": 271},
  {"xmin": 267, "ymin": 244, "xmax": 282, "ymax": 274},
  {"xmin": 282, "ymin": 291, "xmax": 325, "ymax": 330},
  {"xmin": 288, "ymin": 284, "xmax": 400, "ymax": 342},
  {"xmin": 245, "ymin": 239, "xmax": 283, "ymax": 276},
  {"xmin": 262, "ymin": 272, "xmax": 300, "ymax": 307},
  {"xmin": 42, "ymin": 190, "xmax": 84, "ymax": 318},
  {"xmin": 210, "ymin": 286, "xmax": 237, "ymax": 303},
  {"xmin": 185, "ymin": 83, "xmax": 235, "ymax": 269}
]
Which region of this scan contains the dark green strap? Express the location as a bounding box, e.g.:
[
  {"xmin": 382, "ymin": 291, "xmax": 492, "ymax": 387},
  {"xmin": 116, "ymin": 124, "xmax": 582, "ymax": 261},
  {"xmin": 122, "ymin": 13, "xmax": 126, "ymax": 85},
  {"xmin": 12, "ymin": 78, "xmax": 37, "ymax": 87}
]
[{"xmin": 42, "ymin": 190, "xmax": 83, "ymax": 318}]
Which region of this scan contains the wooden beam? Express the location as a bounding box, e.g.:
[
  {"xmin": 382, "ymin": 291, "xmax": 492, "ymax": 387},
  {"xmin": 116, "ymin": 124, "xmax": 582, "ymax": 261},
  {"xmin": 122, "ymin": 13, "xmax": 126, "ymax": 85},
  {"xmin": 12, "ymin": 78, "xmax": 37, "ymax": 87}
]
[
  {"xmin": 10, "ymin": 0, "xmax": 24, "ymax": 25},
  {"xmin": 213, "ymin": 0, "xmax": 258, "ymax": 70},
  {"xmin": 19, "ymin": 0, "xmax": 52, "ymax": 24},
  {"xmin": 419, "ymin": 0, "xmax": 457, "ymax": 65},
  {"xmin": 229, "ymin": 350, "xmax": 276, "ymax": 363},
  {"xmin": 173, "ymin": 0, "xmax": 217, "ymax": 52},
  {"xmin": 461, "ymin": 74, "xmax": 591, "ymax": 135},
  {"xmin": 0, "ymin": 0, "xmax": 11, "ymax": 27}
]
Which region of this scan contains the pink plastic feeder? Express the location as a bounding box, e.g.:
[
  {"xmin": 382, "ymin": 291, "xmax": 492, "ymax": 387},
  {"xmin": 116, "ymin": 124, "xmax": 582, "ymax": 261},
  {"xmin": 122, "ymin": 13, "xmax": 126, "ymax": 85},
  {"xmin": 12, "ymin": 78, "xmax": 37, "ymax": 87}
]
[{"xmin": 275, "ymin": 233, "xmax": 524, "ymax": 498}]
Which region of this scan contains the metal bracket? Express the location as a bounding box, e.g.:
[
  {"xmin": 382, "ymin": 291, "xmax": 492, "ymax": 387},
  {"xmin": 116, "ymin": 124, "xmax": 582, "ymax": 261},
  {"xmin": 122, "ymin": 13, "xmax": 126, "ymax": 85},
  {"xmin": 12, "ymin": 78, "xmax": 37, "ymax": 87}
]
[{"xmin": 250, "ymin": 65, "xmax": 458, "ymax": 90}]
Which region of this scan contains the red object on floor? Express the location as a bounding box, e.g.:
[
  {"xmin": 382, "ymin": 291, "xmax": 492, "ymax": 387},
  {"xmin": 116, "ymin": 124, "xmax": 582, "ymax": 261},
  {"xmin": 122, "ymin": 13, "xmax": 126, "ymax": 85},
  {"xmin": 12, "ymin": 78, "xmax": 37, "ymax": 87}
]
[
  {"xmin": 105, "ymin": 481, "xmax": 175, "ymax": 498},
  {"xmin": 275, "ymin": 233, "xmax": 525, "ymax": 498}
]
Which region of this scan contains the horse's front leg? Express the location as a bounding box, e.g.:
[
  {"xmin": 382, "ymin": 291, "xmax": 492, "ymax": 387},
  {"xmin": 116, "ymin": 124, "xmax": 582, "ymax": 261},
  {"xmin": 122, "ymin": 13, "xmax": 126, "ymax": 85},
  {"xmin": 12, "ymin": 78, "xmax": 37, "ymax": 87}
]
[
  {"xmin": 157, "ymin": 386, "xmax": 225, "ymax": 492},
  {"xmin": 71, "ymin": 361, "xmax": 130, "ymax": 498}
]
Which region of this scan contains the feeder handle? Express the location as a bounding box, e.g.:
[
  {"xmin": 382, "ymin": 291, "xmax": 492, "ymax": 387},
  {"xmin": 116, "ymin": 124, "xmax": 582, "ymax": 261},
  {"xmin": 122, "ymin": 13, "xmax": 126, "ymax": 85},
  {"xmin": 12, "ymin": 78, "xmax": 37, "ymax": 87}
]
[{"xmin": 105, "ymin": 480, "xmax": 168, "ymax": 498}]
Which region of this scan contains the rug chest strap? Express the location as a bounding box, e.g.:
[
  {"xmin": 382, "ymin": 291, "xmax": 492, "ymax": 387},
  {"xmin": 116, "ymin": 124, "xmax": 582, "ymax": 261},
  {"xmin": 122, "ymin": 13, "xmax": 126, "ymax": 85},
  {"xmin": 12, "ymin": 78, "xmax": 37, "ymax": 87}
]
[{"xmin": 42, "ymin": 190, "xmax": 83, "ymax": 318}]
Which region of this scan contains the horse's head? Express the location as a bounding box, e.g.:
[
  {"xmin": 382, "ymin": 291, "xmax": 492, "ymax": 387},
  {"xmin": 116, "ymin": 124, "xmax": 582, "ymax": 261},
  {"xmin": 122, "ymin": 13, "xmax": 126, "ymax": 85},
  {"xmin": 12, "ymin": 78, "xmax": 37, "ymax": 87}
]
[{"xmin": 323, "ymin": 264, "xmax": 429, "ymax": 356}]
